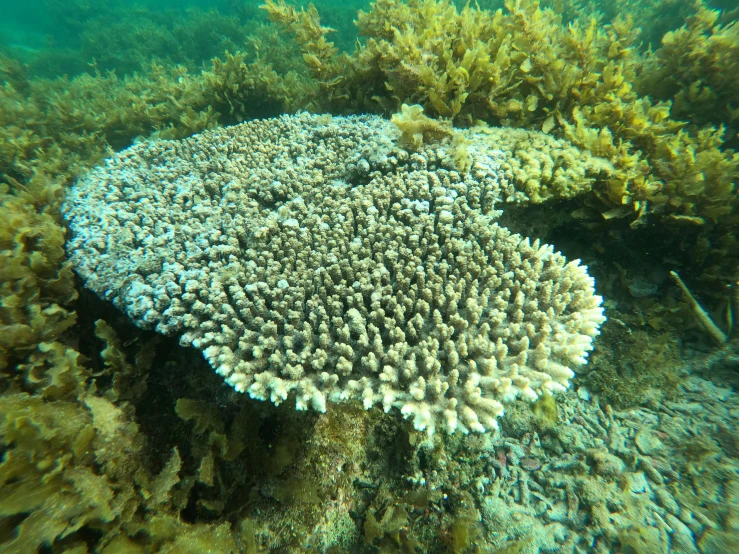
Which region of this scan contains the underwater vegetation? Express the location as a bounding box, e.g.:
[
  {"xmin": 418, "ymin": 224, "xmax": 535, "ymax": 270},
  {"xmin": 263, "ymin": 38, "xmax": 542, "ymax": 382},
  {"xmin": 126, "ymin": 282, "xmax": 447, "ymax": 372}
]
[
  {"xmin": 1, "ymin": 0, "xmax": 738, "ymax": 552},
  {"xmin": 1, "ymin": 0, "xmax": 368, "ymax": 77},
  {"xmin": 266, "ymin": 0, "xmax": 739, "ymax": 225}
]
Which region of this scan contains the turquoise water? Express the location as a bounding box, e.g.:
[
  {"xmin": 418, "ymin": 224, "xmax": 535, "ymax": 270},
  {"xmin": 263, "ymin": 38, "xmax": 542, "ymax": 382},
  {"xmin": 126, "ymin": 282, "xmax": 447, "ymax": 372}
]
[{"xmin": 1, "ymin": 0, "xmax": 371, "ymax": 76}]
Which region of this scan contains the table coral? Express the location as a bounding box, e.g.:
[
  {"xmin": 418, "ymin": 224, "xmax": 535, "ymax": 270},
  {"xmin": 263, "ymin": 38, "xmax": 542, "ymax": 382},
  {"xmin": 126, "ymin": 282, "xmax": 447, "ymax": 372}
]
[{"xmin": 63, "ymin": 112, "xmax": 605, "ymax": 435}]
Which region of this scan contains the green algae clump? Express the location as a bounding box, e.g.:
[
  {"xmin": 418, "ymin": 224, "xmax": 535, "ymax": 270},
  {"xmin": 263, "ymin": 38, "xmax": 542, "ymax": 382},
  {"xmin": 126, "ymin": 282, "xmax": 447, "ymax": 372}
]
[
  {"xmin": 531, "ymin": 393, "xmax": 558, "ymax": 429},
  {"xmin": 0, "ymin": 194, "xmax": 77, "ymax": 374}
]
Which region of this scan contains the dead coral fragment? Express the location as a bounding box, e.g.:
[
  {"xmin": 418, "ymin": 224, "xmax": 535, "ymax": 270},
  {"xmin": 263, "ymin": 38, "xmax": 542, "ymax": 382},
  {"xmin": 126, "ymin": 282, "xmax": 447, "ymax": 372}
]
[{"xmin": 670, "ymin": 270, "xmax": 739, "ymax": 345}]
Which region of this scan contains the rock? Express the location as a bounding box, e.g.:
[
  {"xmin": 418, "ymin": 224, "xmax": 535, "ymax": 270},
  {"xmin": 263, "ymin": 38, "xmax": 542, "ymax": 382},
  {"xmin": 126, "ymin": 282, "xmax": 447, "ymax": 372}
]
[
  {"xmin": 520, "ymin": 457, "xmax": 543, "ymax": 471},
  {"xmin": 655, "ymin": 488, "xmax": 680, "ymax": 516},
  {"xmin": 665, "ymin": 513, "xmax": 698, "ymax": 554},
  {"xmin": 639, "ymin": 457, "xmax": 665, "ymax": 485},
  {"xmin": 698, "ymin": 529, "xmax": 739, "ymax": 554},
  {"xmin": 627, "ymin": 471, "xmax": 649, "ymax": 494},
  {"xmin": 587, "ymin": 449, "xmax": 625, "ymax": 478},
  {"xmin": 635, "ymin": 429, "xmax": 665, "ymax": 455}
]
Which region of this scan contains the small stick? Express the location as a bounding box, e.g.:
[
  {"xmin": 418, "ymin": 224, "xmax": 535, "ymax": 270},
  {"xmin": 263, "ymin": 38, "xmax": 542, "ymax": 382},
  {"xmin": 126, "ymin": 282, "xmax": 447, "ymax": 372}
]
[{"xmin": 670, "ymin": 271, "xmax": 728, "ymax": 344}]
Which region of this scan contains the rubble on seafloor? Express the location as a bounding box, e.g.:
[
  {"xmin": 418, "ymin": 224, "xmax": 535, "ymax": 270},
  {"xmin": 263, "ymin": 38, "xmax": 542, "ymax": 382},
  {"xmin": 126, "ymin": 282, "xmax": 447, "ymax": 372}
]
[{"xmin": 386, "ymin": 357, "xmax": 739, "ymax": 554}]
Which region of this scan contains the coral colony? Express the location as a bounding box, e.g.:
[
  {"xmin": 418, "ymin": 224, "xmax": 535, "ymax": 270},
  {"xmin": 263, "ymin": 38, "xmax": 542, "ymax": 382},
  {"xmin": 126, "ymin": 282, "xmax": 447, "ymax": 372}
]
[{"xmin": 64, "ymin": 112, "xmax": 606, "ymax": 435}]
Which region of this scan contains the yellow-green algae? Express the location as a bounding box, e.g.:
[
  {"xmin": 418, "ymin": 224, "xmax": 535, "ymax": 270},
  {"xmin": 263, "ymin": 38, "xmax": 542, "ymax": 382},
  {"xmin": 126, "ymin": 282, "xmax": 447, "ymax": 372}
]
[
  {"xmin": 0, "ymin": 177, "xmax": 253, "ymax": 550},
  {"xmin": 0, "ymin": 334, "xmax": 237, "ymax": 552},
  {"xmin": 638, "ymin": 3, "xmax": 739, "ymax": 132},
  {"xmin": 266, "ymin": 0, "xmax": 738, "ymax": 226},
  {"xmin": 0, "ymin": 194, "xmax": 77, "ymax": 373}
]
